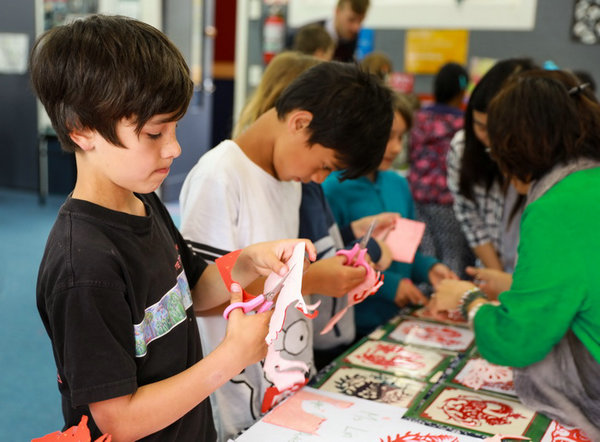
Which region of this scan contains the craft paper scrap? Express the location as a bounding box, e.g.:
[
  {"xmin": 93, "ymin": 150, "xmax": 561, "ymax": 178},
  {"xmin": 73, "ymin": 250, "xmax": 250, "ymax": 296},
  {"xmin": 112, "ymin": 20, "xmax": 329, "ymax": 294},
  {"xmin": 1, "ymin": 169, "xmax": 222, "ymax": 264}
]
[
  {"xmin": 389, "ymin": 319, "xmax": 474, "ymax": 352},
  {"xmin": 541, "ymin": 420, "xmax": 591, "ymax": 442},
  {"xmin": 378, "ymin": 419, "xmax": 483, "ymax": 442},
  {"xmin": 420, "ymin": 387, "xmax": 537, "ymax": 435},
  {"xmin": 344, "ymin": 340, "xmax": 446, "ymax": 379},
  {"xmin": 454, "ymin": 358, "xmax": 515, "ymax": 396},
  {"xmin": 319, "ymin": 365, "xmax": 426, "ymax": 408},
  {"xmin": 381, "ymin": 217, "xmax": 426, "ymax": 263},
  {"xmin": 265, "ymin": 242, "xmax": 319, "ymax": 345},
  {"xmin": 262, "ymin": 389, "xmax": 353, "ymax": 434}
]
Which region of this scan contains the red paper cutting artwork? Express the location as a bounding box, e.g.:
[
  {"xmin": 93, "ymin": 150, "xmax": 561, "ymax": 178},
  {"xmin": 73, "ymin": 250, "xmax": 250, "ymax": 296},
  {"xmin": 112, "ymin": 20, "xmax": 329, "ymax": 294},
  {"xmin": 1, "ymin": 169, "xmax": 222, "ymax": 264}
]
[
  {"xmin": 437, "ymin": 394, "xmax": 525, "ymax": 427},
  {"xmin": 357, "ymin": 342, "xmax": 426, "ymax": 371},
  {"xmin": 381, "ymin": 433, "xmax": 459, "ymax": 442},
  {"xmin": 458, "ymin": 358, "xmax": 514, "ymax": 392},
  {"xmin": 543, "ymin": 420, "xmax": 592, "ymax": 442},
  {"xmin": 262, "ymin": 389, "xmax": 353, "ymax": 434}
]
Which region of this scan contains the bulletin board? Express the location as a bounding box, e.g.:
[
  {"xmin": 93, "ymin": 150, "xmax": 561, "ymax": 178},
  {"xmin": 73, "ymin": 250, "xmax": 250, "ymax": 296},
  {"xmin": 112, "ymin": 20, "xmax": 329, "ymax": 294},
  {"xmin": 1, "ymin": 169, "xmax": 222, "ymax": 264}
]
[{"xmin": 288, "ymin": 0, "xmax": 538, "ymax": 30}]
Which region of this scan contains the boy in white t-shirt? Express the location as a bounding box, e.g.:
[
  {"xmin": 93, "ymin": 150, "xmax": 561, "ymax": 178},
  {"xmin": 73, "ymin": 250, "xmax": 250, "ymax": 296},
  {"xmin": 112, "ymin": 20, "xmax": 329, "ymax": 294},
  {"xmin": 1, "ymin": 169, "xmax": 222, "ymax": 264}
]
[{"xmin": 180, "ymin": 61, "xmax": 393, "ymax": 441}]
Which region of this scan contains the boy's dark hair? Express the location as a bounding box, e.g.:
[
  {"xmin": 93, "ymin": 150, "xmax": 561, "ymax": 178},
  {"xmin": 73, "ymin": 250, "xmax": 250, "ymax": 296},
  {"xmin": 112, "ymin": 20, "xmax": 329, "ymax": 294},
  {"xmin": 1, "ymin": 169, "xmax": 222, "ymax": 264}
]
[
  {"xmin": 293, "ymin": 24, "xmax": 334, "ymax": 55},
  {"xmin": 30, "ymin": 15, "xmax": 194, "ymax": 153},
  {"xmin": 275, "ymin": 61, "xmax": 393, "ymax": 180},
  {"xmin": 337, "ymin": 0, "xmax": 370, "ymax": 15},
  {"xmin": 434, "ymin": 62, "xmax": 469, "ymax": 104},
  {"xmin": 488, "ymin": 70, "xmax": 600, "ymax": 182},
  {"xmin": 459, "ymin": 58, "xmax": 537, "ymax": 200}
]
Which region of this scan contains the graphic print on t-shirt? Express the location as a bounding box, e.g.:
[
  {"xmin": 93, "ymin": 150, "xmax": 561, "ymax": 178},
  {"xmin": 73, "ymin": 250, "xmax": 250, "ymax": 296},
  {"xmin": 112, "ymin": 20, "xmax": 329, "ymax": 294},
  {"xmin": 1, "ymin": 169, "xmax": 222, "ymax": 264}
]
[{"xmin": 133, "ymin": 269, "xmax": 193, "ymax": 357}]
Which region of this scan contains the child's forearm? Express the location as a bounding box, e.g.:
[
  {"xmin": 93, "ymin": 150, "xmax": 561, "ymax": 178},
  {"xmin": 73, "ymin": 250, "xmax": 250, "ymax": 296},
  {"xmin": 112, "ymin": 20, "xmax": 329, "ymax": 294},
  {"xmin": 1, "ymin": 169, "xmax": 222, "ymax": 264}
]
[
  {"xmin": 89, "ymin": 338, "xmax": 250, "ymax": 441},
  {"xmin": 473, "ymin": 242, "xmax": 503, "ymax": 270},
  {"xmin": 191, "ymin": 264, "xmax": 231, "ymax": 312}
]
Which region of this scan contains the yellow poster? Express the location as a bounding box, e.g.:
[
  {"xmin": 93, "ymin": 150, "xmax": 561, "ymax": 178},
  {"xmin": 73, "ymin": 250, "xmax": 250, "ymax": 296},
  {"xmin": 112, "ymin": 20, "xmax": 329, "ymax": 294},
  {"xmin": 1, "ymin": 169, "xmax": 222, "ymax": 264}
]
[{"xmin": 405, "ymin": 30, "xmax": 469, "ymax": 74}]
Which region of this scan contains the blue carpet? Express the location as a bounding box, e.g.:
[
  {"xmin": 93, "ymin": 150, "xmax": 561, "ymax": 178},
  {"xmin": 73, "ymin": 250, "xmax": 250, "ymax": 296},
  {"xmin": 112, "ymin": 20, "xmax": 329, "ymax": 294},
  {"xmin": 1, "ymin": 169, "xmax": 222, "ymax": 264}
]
[{"xmin": 0, "ymin": 188, "xmax": 65, "ymax": 440}]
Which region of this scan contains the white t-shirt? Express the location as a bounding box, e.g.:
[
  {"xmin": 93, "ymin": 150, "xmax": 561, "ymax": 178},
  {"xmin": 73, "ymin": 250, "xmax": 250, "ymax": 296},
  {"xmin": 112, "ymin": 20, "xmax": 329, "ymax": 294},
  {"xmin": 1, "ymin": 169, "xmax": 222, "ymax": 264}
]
[{"xmin": 180, "ymin": 140, "xmax": 313, "ymax": 441}]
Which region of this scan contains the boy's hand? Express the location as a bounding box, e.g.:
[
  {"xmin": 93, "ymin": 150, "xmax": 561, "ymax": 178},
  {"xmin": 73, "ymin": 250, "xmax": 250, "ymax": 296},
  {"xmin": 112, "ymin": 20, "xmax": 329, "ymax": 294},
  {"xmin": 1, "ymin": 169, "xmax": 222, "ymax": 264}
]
[
  {"xmin": 223, "ymin": 283, "xmax": 271, "ymax": 367},
  {"xmin": 428, "ymin": 263, "xmax": 458, "ymax": 289},
  {"xmin": 232, "ymin": 239, "xmax": 316, "ymax": 286},
  {"xmin": 351, "ymin": 212, "xmax": 400, "ymax": 240},
  {"xmin": 394, "ymin": 278, "xmax": 428, "ymax": 307},
  {"xmin": 465, "ymin": 266, "xmax": 512, "ymax": 300},
  {"xmin": 302, "ymin": 255, "xmax": 367, "ymax": 298}
]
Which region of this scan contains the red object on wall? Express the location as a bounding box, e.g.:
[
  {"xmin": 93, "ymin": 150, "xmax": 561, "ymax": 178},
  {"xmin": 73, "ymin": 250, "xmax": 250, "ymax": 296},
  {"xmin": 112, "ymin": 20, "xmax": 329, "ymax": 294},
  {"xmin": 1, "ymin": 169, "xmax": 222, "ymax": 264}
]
[
  {"xmin": 215, "ymin": 0, "xmax": 236, "ymax": 63},
  {"xmin": 263, "ymin": 8, "xmax": 286, "ymax": 65}
]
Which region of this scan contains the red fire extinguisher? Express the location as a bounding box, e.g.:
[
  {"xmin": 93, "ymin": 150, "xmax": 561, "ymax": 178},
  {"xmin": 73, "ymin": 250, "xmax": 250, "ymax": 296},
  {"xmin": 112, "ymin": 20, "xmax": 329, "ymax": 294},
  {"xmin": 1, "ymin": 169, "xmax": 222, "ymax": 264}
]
[{"xmin": 263, "ymin": 6, "xmax": 286, "ymax": 65}]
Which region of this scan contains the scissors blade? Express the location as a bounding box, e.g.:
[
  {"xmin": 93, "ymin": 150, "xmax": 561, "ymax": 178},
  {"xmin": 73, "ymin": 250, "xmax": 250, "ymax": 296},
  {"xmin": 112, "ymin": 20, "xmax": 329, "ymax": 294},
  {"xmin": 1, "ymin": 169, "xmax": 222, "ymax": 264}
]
[
  {"xmin": 359, "ymin": 219, "xmax": 377, "ymax": 249},
  {"xmin": 264, "ymin": 263, "xmax": 296, "ymax": 301}
]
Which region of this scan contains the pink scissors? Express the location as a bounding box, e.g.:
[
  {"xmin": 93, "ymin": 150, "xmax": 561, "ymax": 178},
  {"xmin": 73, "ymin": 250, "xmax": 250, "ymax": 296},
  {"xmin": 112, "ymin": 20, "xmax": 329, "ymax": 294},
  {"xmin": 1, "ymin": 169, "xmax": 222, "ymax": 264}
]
[
  {"xmin": 336, "ymin": 219, "xmax": 377, "ymax": 271},
  {"xmin": 223, "ymin": 264, "xmax": 295, "ymax": 320}
]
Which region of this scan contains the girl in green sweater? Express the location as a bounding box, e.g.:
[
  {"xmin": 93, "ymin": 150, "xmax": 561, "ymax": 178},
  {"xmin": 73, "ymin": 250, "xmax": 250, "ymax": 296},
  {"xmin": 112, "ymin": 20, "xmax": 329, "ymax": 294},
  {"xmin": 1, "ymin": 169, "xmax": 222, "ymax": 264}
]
[{"xmin": 430, "ymin": 70, "xmax": 600, "ymax": 437}]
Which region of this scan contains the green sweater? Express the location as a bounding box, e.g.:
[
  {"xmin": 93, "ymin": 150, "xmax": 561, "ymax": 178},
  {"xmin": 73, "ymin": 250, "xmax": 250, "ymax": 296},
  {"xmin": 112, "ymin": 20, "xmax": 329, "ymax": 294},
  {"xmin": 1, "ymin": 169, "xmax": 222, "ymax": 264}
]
[{"xmin": 474, "ymin": 168, "xmax": 600, "ymax": 367}]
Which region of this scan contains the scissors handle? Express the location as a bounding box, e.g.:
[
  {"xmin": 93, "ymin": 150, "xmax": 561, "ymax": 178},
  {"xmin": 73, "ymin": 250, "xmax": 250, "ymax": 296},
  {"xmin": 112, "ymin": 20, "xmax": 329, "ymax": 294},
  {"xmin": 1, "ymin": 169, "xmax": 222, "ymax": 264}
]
[{"xmin": 223, "ymin": 294, "xmax": 266, "ymax": 319}]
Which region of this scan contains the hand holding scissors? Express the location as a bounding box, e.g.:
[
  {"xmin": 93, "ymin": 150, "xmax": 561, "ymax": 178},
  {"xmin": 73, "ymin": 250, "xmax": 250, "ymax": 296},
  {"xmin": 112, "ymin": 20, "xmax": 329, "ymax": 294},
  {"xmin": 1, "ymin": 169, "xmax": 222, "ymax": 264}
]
[
  {"xmin": 336, "ymin": 219, "xmax": 377, "ymax": 271},
  {"xmin": 223, "ymin": 264, "xmax": 295, "ymax": 319}
]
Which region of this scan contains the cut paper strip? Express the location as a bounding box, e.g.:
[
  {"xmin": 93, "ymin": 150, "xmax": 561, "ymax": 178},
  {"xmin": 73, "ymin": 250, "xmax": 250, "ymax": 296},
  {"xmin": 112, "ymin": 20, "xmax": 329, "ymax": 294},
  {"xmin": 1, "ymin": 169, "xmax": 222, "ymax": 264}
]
[
  {"xmin": 388, "ymin": 319, "xmax": 474, "ymax": 352},
  {"xmin": 344, "ymin": 340, "xmax": 447, "ymax": 379},
  {"xmin": 380, "ymin": 217, "xmax": 426, "ymax": 263},
  {"xmin": 320, "ymin": 269, "xmax": 383, "ymax": 335},
  {"xmin": 420, "ymin": 387, "xmax": 536, "ymax": 435},
  {"xmin": 319, "ymin": 365, "xmax": 426, "ymax": 408},
  {"xmin": 265, "ymin": 242, "xmax": 319, "ymax": 345},
  {"xmin": 453, "ymin": 358, "xmax": 515, "ymax": 396},
  {"xmin": 541, "ymin": 420, "xmax": 592, "ymax": 441},
  {"xmin": 262, "ymin": 389, "xmax": 353, "ymax": 434}
]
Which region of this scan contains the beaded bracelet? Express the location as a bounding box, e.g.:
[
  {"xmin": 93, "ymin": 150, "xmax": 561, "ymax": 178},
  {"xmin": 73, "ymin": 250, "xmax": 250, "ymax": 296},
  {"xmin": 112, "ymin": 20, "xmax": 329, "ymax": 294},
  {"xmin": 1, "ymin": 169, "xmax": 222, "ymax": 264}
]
[
  {"xmin": 458, "ymin": 287, "xmax": 487, "ymax": 320},
  {"xmin": 467, "ymin": 301, "xmax": 484, "ymax": 328}
]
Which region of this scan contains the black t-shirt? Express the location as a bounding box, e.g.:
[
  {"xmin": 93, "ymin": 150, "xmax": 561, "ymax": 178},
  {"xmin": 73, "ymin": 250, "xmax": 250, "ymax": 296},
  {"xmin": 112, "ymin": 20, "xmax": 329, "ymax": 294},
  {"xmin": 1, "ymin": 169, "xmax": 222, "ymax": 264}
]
[{"xmin": 37, "ymin": 193, "xmax": 216, "ymax": 441}]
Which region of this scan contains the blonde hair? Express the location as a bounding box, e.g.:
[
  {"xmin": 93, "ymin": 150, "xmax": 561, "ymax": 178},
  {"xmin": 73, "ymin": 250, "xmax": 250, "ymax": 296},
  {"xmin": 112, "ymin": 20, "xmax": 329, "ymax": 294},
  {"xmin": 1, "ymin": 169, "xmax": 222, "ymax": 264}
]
[
  {"xmin": 233, "ymin": 51, "xmax": 322, "ymax": 137},
  {"xmin": 360, "ymin": 51, "xmax": 393, "ymax": 81}
]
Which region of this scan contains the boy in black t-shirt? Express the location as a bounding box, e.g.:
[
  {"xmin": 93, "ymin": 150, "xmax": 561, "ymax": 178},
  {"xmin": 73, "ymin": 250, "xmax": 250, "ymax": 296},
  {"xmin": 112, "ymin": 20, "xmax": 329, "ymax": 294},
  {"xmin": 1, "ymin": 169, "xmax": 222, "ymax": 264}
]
[{"xmin": 31, "ymin": 15, "xmax": 315, "ymax": 441}]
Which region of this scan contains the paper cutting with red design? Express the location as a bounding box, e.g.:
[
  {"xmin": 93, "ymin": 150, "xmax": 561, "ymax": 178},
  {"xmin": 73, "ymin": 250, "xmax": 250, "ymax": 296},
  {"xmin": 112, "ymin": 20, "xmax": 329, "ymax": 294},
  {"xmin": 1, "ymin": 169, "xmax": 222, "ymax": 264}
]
[
  {"xmin": 453, "ymin": 358, "xmax": 515, "ymax": 396},
  {"xmin": 262, "ymin": 389, "xmax": 353, "ymax": 434},
  {"xmin": 344, "ymin": 340, "xmax": 447, "ymax": 379},
  {"xmin": 541, "ymin": 420, "xmax": 591, "ymax": 442},
  {"xmin": 388, "ymin": 319, "xmax": 474, "ymax": 352},
  {"xmin": 420, "ymin": 387, "xmax": 536, "ymax": 435}
]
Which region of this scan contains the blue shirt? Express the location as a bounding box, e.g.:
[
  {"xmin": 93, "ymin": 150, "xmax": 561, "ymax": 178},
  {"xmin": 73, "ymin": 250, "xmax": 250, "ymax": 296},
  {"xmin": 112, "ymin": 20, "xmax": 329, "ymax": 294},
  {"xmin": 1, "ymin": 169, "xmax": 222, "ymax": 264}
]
[{"xmin": 322, "ymin": 171, "xmax": 438, "ymax": 336}]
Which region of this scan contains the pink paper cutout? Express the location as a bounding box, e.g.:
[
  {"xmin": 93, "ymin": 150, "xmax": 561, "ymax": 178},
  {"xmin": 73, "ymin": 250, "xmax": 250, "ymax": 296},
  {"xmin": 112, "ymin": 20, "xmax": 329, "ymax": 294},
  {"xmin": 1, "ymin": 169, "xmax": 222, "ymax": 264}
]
[
  {"xmin": 262, "ymin": 389, "xmax": 353, "ymax": 434},
  {"xmin": 381, "ymin": 217, "xmax": 426, "ymax": 263},
  {"xmin": 320, "ymin": 267, "xmax": 383, "ymax": 335},
  {"xmin": 461, "ymin": 358, "xmax": 513, "ymax": 391},
  {"xmin": 265, "ymin": 242, "xmax": 319, "ymax": 345},
  {"xmin": 264, "ymin": 345, "xmax": 309, "ymax": 392}
]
